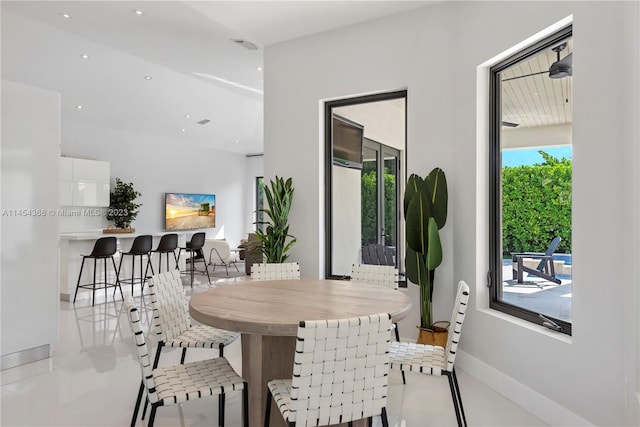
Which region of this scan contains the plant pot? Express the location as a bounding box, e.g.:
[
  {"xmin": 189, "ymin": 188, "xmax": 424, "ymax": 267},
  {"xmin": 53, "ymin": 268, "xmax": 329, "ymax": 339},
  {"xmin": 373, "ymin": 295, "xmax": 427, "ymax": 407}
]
[
  {"xmin": 416, "ymin": 321, "xmax": 450, "ymax": 347},
  {"xmin": 103, "ymin": 228, "xmax": 135, "ymax": 234}
]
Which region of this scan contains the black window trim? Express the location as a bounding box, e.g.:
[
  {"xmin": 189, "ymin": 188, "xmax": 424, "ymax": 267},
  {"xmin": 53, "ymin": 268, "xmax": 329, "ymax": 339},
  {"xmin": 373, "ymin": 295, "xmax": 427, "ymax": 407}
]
[
  {"xmin": 324, "ymin": 90, "xmax": 407, "ymax": 281},
  {"xmin": 488, "ymin": 25, "xmax": 573, "ymax": 335}
]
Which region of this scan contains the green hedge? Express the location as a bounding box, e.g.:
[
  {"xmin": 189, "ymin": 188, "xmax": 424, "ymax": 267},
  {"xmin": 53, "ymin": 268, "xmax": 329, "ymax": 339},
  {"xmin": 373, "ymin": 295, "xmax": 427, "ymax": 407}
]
[{"xmin": 502, "ymin": 151, "xmax": 572, "ymax": 254}]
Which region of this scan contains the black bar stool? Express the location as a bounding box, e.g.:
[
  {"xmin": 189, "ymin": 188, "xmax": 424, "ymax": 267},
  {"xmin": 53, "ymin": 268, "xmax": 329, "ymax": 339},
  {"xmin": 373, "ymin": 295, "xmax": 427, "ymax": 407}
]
[
  {"xmin": 73, "ymin": 236, "xmax": 123, "ymax": 306},
  {"xmin": 117, "ymin": 235, "xmax": 153, "ymax": 296},
  {"xmin": 177, "ymin": 232, "xmax": 210, "ymax": 287},
  {"xmin": 146, "ymin": 233, "xmax": 178, "ymax": 276}
]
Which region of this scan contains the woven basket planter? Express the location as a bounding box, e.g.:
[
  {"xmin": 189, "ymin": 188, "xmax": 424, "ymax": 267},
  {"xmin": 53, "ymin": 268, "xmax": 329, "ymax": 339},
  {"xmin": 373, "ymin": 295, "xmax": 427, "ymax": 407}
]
[{"xmin": 416, "ymin": 321, "xmax": 450, "ymax": 347}]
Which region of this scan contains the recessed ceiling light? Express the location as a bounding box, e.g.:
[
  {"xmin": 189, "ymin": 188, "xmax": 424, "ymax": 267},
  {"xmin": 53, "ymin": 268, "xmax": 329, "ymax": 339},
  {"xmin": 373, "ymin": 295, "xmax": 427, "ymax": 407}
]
[
  {"xmin": 60, "ymin": 13, "xmax": 71, "ymax": 19},
  {"xmin": 235, "ymin": 139, "xmax": 240, "ymax": 144},
  {"xmin": 144, "ymin": 75, "xmax": 152, "ymax": 80},
  {"xmin": 76, "ymin": 105, "xmax": 83, "ymax": 109},
  {"xmin": 184, "ymin": 114, "xmax": 190, "ymax": 119},
  {"xmin": 181, "ymin": 128, "xmax": 186, "ymax": 133},
  {"xmin": 80, "ymin": 54, "xmax": 89, "ymax": 60},
  {"xmin": 133, "ymin": 10, "xmax": 144, "ymax": 16},
  {"xmin": 256, "ymin": 66, "xmax": 263, "ymax": 71}
]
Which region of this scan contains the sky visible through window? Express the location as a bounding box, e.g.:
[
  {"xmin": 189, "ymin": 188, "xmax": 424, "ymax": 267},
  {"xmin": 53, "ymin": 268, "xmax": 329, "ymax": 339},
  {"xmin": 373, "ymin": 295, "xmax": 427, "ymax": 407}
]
[{"xmin": 502, "ymin": 146, "xmax": 572, "ymax": 167}]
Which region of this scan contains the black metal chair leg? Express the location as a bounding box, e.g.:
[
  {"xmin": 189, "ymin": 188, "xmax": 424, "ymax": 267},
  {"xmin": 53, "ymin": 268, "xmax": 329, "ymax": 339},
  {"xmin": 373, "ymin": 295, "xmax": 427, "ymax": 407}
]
[
  {"xmin": 104, "ymin": 258, "xmax": 108, "ymax": 303},
  {"xmin": 152, "ymin": 343, "xmax": 164, "ymax": 369},
  {"xmin": 446, "ymin": 372, "xmax": 463, "ymax": 427},
  {"xmin": 348, "ymin": 422, "xmax": 353, "ymax": 427},
  {"xmin": 452, "ymin": 368, "xmax": 467, "ymax": 426},
  {"xmin": 203, "ymin": 257, "xmax": 211, "ymax": 285},
  {"xmin": 264, "ymin": 387, "xmax": 272, "ymax": 427},
  {"xmin": 116, "ymin": 254, "xmax": 125, "ymax": 297},
  {"xmin": 381, "ymin": 407, "xmax": 389, "ymax": 427},
  {"xmin": 148, "ymin": 405, "xmax": 157, "ymax": 427},
  {"xmin": 180, "ymin": 347, "xmax": 187, "ymax": 364},
  {"xmin": 242, "ymin": 383, "xmax": 249, "ymax": 427},
  {"xmin": 131, "ymin": 381, "xmax": 144, "ymax": 427},
  {"xmin": 92, "ymin": 258, "xmax": 97, "ymax": 306},
  {"xmin": 73, "ymin": 257, "xmax": 86, "ymax": 303},
  {"xmin": 218, "ymin": 393, "xmax": 225, "ymax": 427},
  {"xmin": 112, "ymin": 256, "xmax": 124, "ymax": 300},
  {"xmin": 141, "ymin": 399, "xmax": 149, "ymax": 421}
]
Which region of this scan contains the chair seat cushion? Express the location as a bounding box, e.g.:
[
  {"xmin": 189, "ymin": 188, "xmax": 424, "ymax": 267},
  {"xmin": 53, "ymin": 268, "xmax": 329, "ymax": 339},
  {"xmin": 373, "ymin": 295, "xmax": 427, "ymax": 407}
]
[
  {"xmin": 267, "ymin": 379, "xmax": 293, "ymax": 422},
  {"xmin": 388, "ymin": 341, "xmax": 446, "ymax": 375},
  {"xmin": 164, "ymin": 324, "xmax": 240, "ymax": 348},
  {"xmin": 153, "ymin": 356, "xmax": 245, "ymax": 406}
]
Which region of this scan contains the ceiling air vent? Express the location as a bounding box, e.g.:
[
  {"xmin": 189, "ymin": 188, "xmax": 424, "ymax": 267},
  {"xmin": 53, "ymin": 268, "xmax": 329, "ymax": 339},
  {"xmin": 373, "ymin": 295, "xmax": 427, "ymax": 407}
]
[
  {"xmin": 231, "ymin": 39, "xmax": 259, "ymax": 50},
  {"xmin": 197, "ymin": 119, "xmax": 211, "ymax": 125}
]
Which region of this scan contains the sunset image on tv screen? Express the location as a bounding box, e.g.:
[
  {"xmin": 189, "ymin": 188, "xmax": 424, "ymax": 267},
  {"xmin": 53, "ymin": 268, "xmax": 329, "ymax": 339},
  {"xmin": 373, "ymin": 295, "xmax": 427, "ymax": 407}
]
[{"xmin": 165, "ymin": 193, "xmax": 215, "ymax": 230}]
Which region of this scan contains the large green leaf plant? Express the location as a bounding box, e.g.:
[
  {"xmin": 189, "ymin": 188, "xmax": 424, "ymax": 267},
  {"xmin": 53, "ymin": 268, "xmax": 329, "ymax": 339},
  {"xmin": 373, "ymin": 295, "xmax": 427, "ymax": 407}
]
[
  {"xmin": 404, "ymin": 168, "xmax": 448, "ymax": 329},
  {"xmin": 254, "ymin": 176, "xmax": 296, "ymax": 263}
]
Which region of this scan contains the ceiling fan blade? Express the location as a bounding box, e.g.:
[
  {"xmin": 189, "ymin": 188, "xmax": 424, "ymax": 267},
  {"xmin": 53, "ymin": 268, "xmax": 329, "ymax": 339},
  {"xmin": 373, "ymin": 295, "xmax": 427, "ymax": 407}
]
[{"xmin": 502, "ymin": 70, "xmax": 546, "ymax": 82}]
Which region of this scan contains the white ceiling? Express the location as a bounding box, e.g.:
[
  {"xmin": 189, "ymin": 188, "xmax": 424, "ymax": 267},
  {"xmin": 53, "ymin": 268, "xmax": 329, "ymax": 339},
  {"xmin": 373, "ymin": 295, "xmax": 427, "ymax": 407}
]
[{"xmin": 1, "ymin": 1, "xmax": 432, "ymax": 155}]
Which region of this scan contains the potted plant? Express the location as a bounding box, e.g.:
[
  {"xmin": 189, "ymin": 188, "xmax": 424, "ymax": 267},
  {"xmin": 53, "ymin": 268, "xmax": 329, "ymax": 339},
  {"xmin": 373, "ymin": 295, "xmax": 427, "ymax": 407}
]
[
  {"xmin": 404, "ymin": 167, "xmax": 448, "ymax": 345},
  {"xmin": 105, "ymin": 177, "xmax": 141, "ymax": 233},
  {"xmin": 253, "ymin": 176, "xmax": 296, "ymax": 263}
]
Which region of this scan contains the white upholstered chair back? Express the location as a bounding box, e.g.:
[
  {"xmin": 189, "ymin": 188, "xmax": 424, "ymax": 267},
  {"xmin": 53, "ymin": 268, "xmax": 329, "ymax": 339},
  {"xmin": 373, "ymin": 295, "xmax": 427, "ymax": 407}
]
[
  {"xmin": 147, "ymin": 271, "xmax": 191, "ymax": 342},
  {"xmin": 444, "ymin": 281, "xmax": 470, "ymax": 371},
  {"xmin": 350, "ymin": 264, "xmax": 398, "ymax": 289},
  {"xmin": 124, "ymin": 296, "xmax": 160, "ymax": 404},
  {"xmin": 204, "ymin": 239, "xmax": 233, "ymax": 263},
  {"xmin": 289, "ymin": 313, "xmax": 392, "ymax": 425},
  {"xmin": 251, "ymin": 262, "xmax": 300, "ymax": 280}
]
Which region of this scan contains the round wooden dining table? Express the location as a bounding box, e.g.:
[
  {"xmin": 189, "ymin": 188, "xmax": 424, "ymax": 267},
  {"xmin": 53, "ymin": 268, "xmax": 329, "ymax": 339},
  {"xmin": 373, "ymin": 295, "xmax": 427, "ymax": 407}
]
[{"xmin": 189, "ymin": 279, "xmax": 412, "ymax": 427}]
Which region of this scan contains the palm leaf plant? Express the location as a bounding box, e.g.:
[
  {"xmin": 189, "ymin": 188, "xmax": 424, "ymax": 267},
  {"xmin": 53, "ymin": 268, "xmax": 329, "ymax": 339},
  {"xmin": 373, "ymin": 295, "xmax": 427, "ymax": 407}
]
[
  {"xmin": 404, "ymin": 168, "xmax": 448, "ymax": 329},
  {"xmin": 253, "ymin": 176, "xmax": 296, "ymax": 263}
]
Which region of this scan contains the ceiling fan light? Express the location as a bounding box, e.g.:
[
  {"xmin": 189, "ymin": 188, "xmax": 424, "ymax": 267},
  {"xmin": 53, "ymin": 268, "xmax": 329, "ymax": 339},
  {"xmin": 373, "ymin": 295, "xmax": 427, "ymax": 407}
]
[{"xmin": 549, "ymin": 62, "xmax": 572, "ymax": 79}]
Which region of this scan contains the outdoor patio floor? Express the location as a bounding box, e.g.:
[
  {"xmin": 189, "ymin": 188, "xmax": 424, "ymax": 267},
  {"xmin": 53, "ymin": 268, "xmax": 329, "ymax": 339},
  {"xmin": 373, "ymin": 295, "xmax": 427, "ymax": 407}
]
[{"xmin": 501, "ymin": 263, "xmax": 572, "ymax": 323}]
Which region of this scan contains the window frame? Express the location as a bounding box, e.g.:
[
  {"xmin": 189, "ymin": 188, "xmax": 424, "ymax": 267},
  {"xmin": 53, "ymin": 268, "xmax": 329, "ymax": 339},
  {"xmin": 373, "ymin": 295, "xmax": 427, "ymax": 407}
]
[{"xmin": 488, "ymin": 25, "xmax": 573, "ymax": 335}]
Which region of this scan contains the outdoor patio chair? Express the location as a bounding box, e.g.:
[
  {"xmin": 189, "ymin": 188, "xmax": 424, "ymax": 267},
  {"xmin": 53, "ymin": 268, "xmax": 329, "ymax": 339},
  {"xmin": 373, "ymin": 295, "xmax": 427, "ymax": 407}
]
[
  {"xmin": 511, "ymin": 236, "xmax": 562, "ymax": 286},
  {"xmin": 361, "ymin": 243, "xmax": 395, "ymax": 266},
  {"xmin": 389, "ymin": 281, "xmax": 470, "ymax": 427}
]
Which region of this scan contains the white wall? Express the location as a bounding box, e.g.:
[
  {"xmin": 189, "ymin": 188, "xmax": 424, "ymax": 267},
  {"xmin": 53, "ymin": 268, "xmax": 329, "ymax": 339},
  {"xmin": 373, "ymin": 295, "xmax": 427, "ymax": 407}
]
[
  {"xmin": 331, "ymin": 165, "xmax": 361, "ymax": 276},
  {"xmin": 263, "ymin": 1, "xmax": 639, "ymax": 425},
  {"xmin": 61, "ymin": 121, "xmax": 248, "ymax": 246},
  {"xmin": 1, "ymin": 80, "xmax": 59, "ymax": 361}
]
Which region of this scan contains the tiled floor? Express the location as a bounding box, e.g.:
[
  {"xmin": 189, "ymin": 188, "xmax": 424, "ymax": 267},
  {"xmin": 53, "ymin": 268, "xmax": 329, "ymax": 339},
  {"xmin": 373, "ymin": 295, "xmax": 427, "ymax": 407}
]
[{"xmin": 1, "ymin": 273, "xmax": 546, "ymax": 426}]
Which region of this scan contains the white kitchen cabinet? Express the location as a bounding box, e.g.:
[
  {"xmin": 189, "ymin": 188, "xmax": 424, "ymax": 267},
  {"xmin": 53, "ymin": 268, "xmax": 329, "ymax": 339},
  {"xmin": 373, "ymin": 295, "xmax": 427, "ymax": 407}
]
[{"xmin": 59, "ymin": 157, "xmax": 110, "ymax": 206}]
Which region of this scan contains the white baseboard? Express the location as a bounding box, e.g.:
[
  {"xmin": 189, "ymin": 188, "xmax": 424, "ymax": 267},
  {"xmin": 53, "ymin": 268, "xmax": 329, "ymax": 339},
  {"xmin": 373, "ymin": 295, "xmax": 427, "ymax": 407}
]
[{"xmin": 457, "ymin": 350, "xmax": 593, "ymax": 426}]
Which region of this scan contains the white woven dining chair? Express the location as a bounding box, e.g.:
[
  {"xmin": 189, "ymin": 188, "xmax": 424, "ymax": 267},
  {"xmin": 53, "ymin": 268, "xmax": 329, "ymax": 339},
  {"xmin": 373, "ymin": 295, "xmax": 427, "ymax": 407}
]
[
  {"xmin": 136, "ymin": 271, "xmax": 240, "ymax": 421},
  {"xmin": 123, "ymin": 296, "xmax": 248, "ymax": 427},
  {"xmin": 251, "ymin": 262, "xmax": 301, "ymax": 280},
  {"xmin": 388, "ymin": 280, "xmax": 470, "ymax": 427},
  {"xmin": 264, "ymin": 313, "xmax": 393, "ymax": 427},
  {"xmin": 350, "ymin": 264, "xmax": 406, "ymax": 384}
]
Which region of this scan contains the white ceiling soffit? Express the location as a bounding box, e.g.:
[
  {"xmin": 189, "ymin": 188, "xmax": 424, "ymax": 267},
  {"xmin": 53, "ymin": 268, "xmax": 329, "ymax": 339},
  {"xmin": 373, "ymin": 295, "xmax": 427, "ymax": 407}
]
[{"xmin": 185, "ymin": 1, "xmax": 435, "ymax": 46}]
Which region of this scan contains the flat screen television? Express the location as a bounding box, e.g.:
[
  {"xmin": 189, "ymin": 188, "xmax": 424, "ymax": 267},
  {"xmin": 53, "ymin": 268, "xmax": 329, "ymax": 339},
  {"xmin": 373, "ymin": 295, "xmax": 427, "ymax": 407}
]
[
  {"xmin": 165, "ymin": 193, "xmax": 216, "ymax": 230},
  {"xmin": 332, "ymin": 114, "xmax": 364, "ymax": 169}
]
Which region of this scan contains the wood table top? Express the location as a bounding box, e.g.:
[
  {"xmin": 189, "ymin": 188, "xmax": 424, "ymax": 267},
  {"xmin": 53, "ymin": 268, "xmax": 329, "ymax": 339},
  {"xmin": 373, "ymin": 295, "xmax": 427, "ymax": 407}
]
[{"xmin": 189, "ymin": 279, "xmax": 412, "ymax": 336}]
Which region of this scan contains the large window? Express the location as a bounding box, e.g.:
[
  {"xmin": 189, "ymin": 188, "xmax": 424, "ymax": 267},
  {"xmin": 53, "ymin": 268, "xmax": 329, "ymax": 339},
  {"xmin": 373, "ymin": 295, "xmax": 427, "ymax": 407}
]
[{"xmin": 489, "ymin": 26, "xmax": 573, "ymax": 335}]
